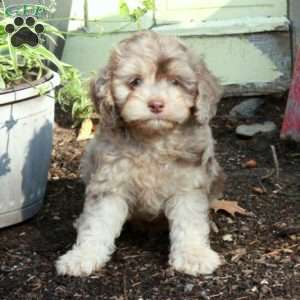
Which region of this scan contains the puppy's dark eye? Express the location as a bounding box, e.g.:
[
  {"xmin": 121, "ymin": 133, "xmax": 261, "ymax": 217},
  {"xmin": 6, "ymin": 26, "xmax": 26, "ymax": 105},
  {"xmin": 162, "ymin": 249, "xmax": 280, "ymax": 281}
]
[
  {"xmin": 129, "ymin": 78, "xmax": 142, "ymax": 88},
  {"xmin": 170, "ymin": 79, "xmax": 180, "ymax": 86}
]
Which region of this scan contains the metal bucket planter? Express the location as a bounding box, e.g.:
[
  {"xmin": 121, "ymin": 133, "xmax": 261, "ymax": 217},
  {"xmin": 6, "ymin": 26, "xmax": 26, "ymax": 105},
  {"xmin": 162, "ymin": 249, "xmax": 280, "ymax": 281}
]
[{"xmin": 0, "ymin": 72, "xmax": 60, "ymax": 228}]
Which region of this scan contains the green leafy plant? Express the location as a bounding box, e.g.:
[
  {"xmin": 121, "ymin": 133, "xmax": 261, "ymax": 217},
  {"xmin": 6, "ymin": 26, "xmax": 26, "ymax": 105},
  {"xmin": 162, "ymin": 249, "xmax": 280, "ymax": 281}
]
[
  {"xmin": 1, "ymin": 1, "xmax": 154, "ymax": 126},
  {"xmin": 119, "ymin": 0, "xmax": 154, "ymax": 29},
  {"xmin": 0, "ymin": 9, "xmax": 66, "ymax": 90},
  {"xmin": 56, "ymin": 65, "xmax": 93, "ymax": 126},
  {"xmin": 0, "ymin": 7, "xmax": 94, "ymax": 126}
]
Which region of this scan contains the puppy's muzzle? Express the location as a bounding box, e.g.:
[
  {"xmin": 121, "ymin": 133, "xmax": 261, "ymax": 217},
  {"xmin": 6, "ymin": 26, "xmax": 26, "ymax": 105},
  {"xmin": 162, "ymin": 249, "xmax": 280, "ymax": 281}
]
[{"xmin": 148, "ymin": 99, "xmax": 165, "ymax": 114}]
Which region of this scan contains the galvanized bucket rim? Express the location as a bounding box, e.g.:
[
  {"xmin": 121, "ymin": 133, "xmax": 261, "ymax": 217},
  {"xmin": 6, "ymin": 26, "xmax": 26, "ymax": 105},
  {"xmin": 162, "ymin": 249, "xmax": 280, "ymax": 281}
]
[{"xmin": 0, "ymin": 71, "xmax": 60, "ymax": 106}]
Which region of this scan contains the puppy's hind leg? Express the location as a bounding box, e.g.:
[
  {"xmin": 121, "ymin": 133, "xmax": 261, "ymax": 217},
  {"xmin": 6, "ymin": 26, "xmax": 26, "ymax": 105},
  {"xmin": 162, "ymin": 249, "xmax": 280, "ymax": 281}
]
[
  {"xmin": 165, "ymin": 190, "xmax": 221, "ymax": 276},
  {"xmin": 56, "ymin": 193, "xmax": 128, "ymax": 277}
]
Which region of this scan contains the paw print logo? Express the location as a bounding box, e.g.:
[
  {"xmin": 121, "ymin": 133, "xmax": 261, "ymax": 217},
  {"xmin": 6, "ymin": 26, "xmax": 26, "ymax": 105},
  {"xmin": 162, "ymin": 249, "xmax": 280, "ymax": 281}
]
[{"xmin": 5, "ymin": 16, "xmax": 44, "ymax": 48}]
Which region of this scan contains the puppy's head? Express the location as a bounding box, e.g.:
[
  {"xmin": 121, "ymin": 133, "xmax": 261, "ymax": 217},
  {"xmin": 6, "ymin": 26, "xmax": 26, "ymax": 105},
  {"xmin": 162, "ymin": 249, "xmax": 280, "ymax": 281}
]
[{"xmin": 91, "ymin": 31, "xmax": 222, "ymax": 135}]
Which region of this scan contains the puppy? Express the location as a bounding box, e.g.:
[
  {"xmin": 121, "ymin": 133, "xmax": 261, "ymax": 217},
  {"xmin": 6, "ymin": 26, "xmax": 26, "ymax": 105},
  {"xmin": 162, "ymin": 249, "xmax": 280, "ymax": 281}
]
[{"xmin": 56, "ymin": 31, "xmax": 224, "ymax": 277}]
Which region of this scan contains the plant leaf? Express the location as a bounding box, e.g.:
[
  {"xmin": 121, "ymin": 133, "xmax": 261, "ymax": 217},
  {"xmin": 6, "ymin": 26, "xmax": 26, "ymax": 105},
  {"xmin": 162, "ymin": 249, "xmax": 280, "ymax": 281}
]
[
  {"xmin": 143, "ymin": 0, "xmax": 154, "ymax": 10},
  {"xmin": 119, "ymin": 0, "xmax": 130, "ymax": 17},
  {"xmin": 7, "ymin": 38, "xmax": 18, "ymax": 72},
  {"xmin": 77, "ymin": 118, "xmax": 94, "ymax": 141},
  {"xmin": 0, "ymin": 74, "xmax": 6, "ymax": 89},
  {"xmin": 30, "ymin": 45, "xmax": 65, "ymax": 76},
  {"xmin": 43, "ymin": 32, "xmax": 57, "ymax": 46},
  {"xmin": 39, "ymin": 22, "xmax": 65, "ymax": 40}
]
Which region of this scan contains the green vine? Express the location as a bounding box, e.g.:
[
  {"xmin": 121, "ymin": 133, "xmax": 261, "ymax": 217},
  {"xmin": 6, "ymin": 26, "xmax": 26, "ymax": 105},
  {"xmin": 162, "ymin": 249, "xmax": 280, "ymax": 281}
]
[{"xmin": 119, "ymin": 0, "xmax": 154, "ymax": 29}]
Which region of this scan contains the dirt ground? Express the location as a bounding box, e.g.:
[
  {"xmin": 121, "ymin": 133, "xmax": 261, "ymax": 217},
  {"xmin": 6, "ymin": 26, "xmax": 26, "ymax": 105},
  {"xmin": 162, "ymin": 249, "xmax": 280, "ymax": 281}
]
[{"xmin": 0, "ymin": 97, "xmax": 299, "ymax": 300}]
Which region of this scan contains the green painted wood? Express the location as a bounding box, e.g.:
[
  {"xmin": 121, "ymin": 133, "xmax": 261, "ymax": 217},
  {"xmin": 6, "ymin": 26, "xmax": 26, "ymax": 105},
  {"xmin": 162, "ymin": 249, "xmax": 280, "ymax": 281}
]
[
  {"xmin": 62, "ymin": 32, "xmax": 131, "ymax": 75},
  {"xmin": 61, "ymin": 0, "xmax": 290, "ymax": 96},
  {"xmin": 62, "ymin": 29, "xmax": 290, "ymax": 95}
]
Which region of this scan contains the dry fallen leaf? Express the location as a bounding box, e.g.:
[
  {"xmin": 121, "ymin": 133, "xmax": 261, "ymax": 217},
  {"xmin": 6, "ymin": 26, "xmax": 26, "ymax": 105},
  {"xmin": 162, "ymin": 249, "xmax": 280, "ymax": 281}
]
[
  {"xmin": 252, "ymin": 186, "xmax": 265, "ymax": 194},
  {"xmin": 244, "ymin": 159, "xmax": 257, "ymax": 169},
  {"xmin": 263, "ymin": 244, "xmax": 298, "ymax": 257},
  {"xmin": 77, "ymin": 118, "xmax": 94, "ymax": 141},
  {"xmin": 263, "ymin": 249, "xmax": 281, "ymax": 257},
  {"xmin": 231, "ymin": 248, "xmax": 247, "ymax": 262},
  {"xmin": 210, "ymin": 199, "xmax": 252, "ymax": 217}
]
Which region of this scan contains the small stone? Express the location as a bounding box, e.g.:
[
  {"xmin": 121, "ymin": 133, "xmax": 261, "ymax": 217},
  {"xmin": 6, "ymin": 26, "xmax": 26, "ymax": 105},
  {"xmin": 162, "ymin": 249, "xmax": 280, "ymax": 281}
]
[
  {"xmin": 261, "ymin": 285, "xmax": 270, "ymax": 295},
  {"xmin": 199, "ymin": 290, "xmax": 210, "ymax": 300},
  {"xmin": 227, "ymin": 217, "xmax": 234, "ymax": 224},
  {"xmin": 230, "ymin": 98, "xmax": 264, "ymax": 118},
  {"xmin": 251, "ymin": 286, "xmax": 258, "ymax": 293},
  {"xmin": 236, "ymin": 121, "xmax": 277, "ymax": 138},
  {"xmin": 184, "ymin": 283, "xmax": 194, "ymax": 293},
  {"xmin": 240, "ymin": 225, "xmax": 250, "ymax": 231},
  {"xmin": 222, "ymin": 234, "xmax": 233, "ymax": 242},
  {"xmin": 260, "ymin": 279, "xmax": 269, "ymax": 285},
  {"xmin": 242, "ymin": 269, "xmax": 253, "ymax": 276},
  {"xmin": 231, "ymin": 248, "xmax": 247, "ymax": 262},
  {"xmin": 210, "ymin": 220, "xmax": 219, "ymax": 233}
]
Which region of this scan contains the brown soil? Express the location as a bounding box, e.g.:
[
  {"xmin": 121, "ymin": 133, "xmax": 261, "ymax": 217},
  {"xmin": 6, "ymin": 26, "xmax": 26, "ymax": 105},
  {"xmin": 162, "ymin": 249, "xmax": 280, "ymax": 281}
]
[{"xmin": 0, "ymin": 97, "xmax": 299, "ymax": 300}]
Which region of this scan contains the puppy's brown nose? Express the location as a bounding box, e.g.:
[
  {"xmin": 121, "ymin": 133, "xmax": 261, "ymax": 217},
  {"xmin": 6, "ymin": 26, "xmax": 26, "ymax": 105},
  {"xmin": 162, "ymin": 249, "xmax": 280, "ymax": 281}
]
[{"xmin": 148, "ymin": 100, "xmax": 165, "ymax": 114}]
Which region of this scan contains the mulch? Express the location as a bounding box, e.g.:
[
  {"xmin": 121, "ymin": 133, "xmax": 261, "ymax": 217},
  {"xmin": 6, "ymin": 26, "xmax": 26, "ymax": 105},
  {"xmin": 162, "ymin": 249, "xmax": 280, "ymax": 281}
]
[{"xmin": 0, "ymin": 96, "xmax": 299, "ymax": 300}]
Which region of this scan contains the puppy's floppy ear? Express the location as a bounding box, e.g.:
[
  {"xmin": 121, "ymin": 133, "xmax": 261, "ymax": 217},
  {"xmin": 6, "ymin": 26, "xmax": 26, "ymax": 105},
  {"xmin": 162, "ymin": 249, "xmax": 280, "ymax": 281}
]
[
  {"xmin": 195, "ymin": 61, "xmax": 223, "ymax": 124},
  {"xmin": 90, "ymin": 66, "xmax": 118, "ymax": 128}
]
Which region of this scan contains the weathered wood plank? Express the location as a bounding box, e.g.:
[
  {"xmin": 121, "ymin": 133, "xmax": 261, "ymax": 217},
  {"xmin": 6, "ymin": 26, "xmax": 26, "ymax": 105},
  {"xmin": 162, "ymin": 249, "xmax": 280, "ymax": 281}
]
[
  {"xmin": 181, "ymin": 32, "xmax": 291, "ymax": 95},
  {"xmin": 153, "ymin": 17, "xmax": 289, "ymax": 36},
  {"xmin": 289, "ymin": 0, "xmax": 300, "ymax": 59},
  {"xmin": 155, "ymin": 0, "xmax": 287, "ymax": 24},
  {"xmin": 224, "ymin": 81, "xmax": 289, "ymax": 97},
  {"xmin": 63, "ymin": 30, "xmax": 291, "ymax": 96}
]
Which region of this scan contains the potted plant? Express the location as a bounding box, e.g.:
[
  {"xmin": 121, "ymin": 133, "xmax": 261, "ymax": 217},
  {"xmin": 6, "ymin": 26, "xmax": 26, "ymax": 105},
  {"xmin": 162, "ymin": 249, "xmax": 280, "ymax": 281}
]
[{"xmin": 0, "ymin": 6, "xmax": 66, "ymax": 228}]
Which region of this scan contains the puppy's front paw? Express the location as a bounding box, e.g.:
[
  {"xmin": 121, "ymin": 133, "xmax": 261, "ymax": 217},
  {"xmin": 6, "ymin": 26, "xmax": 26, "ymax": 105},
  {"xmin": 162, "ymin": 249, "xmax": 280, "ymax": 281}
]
[
  {"xmin": 56, "ymin": 246, "xmax": 108, "ymax": 277},
  {"xmin": 169, "ymin": 247, "xmax": 221, "ymax": 276}
]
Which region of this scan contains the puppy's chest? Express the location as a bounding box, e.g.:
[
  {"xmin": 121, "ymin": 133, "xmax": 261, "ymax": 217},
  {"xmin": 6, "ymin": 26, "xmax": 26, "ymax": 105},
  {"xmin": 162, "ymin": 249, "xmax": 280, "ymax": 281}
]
[
  {"xmin": 129, "ymin": 152, "xmax": 199, "ymax": 200},
  {"xmin": 130, "ymin": 155, "xmax": 173, "ymax": 198},
  {"xmin": 128, "ymin": 155, "xmax": 174, "ymax": 217}
]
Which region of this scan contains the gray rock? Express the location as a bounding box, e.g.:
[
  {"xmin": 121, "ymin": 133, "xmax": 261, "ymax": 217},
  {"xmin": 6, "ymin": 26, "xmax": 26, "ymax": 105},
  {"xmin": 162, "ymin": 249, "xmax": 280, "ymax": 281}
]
[
  {"xmin": 230, "ymin": 98, "xmax": 265, "ymax": 118},
  {"xmin": 236, "ymin": 121, "xmax": 277, "ymax": 138},
  {"xmin": 184, "ymin": 283, "xmax": 194, "ymax": 293}
]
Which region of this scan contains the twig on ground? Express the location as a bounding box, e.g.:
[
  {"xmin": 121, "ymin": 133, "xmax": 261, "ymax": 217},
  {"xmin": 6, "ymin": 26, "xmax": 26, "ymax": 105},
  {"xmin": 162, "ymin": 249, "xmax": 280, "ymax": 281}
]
[
  {"xmin": 263, "ymin": 244, "xmax": 298, "ymax": 257},
  {"xmin": 270, "ymin": 145, "xmax": 280, "ymax": 181},
  {"xmin": 261, "ymin": 169, "xmax": 275, "ymax": 180},
  {"xmin": 256, "ymin": 176, "xmax": 267, "ymax": 193},
  {"xmin": 210, "ymin": 292, "xmax": 224, "ymax": 298},
  {"xmin": 199, "ymin": 290, "xmax": 210, "ymax": 300},
  {"xmin": 132, "ymin": 281, "xmax": 141, "ymax": 288},
  {"xmin": 288, "ymin": 153, "xmax": 300, "ymax": 158},
  {"xmin": 123, "ymin": 272, "xmax": 128, "ymax": 300},
  {"xmin": 122, "ymin": 253, "xmax": 149, "ymax": 259}
]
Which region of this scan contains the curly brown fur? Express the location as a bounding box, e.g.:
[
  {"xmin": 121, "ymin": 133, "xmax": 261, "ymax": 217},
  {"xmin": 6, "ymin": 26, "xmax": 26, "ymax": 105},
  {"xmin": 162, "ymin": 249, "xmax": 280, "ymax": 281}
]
[{"xmin": 56, "ymin": 31, "xmax": 225, "ymax": 277}]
